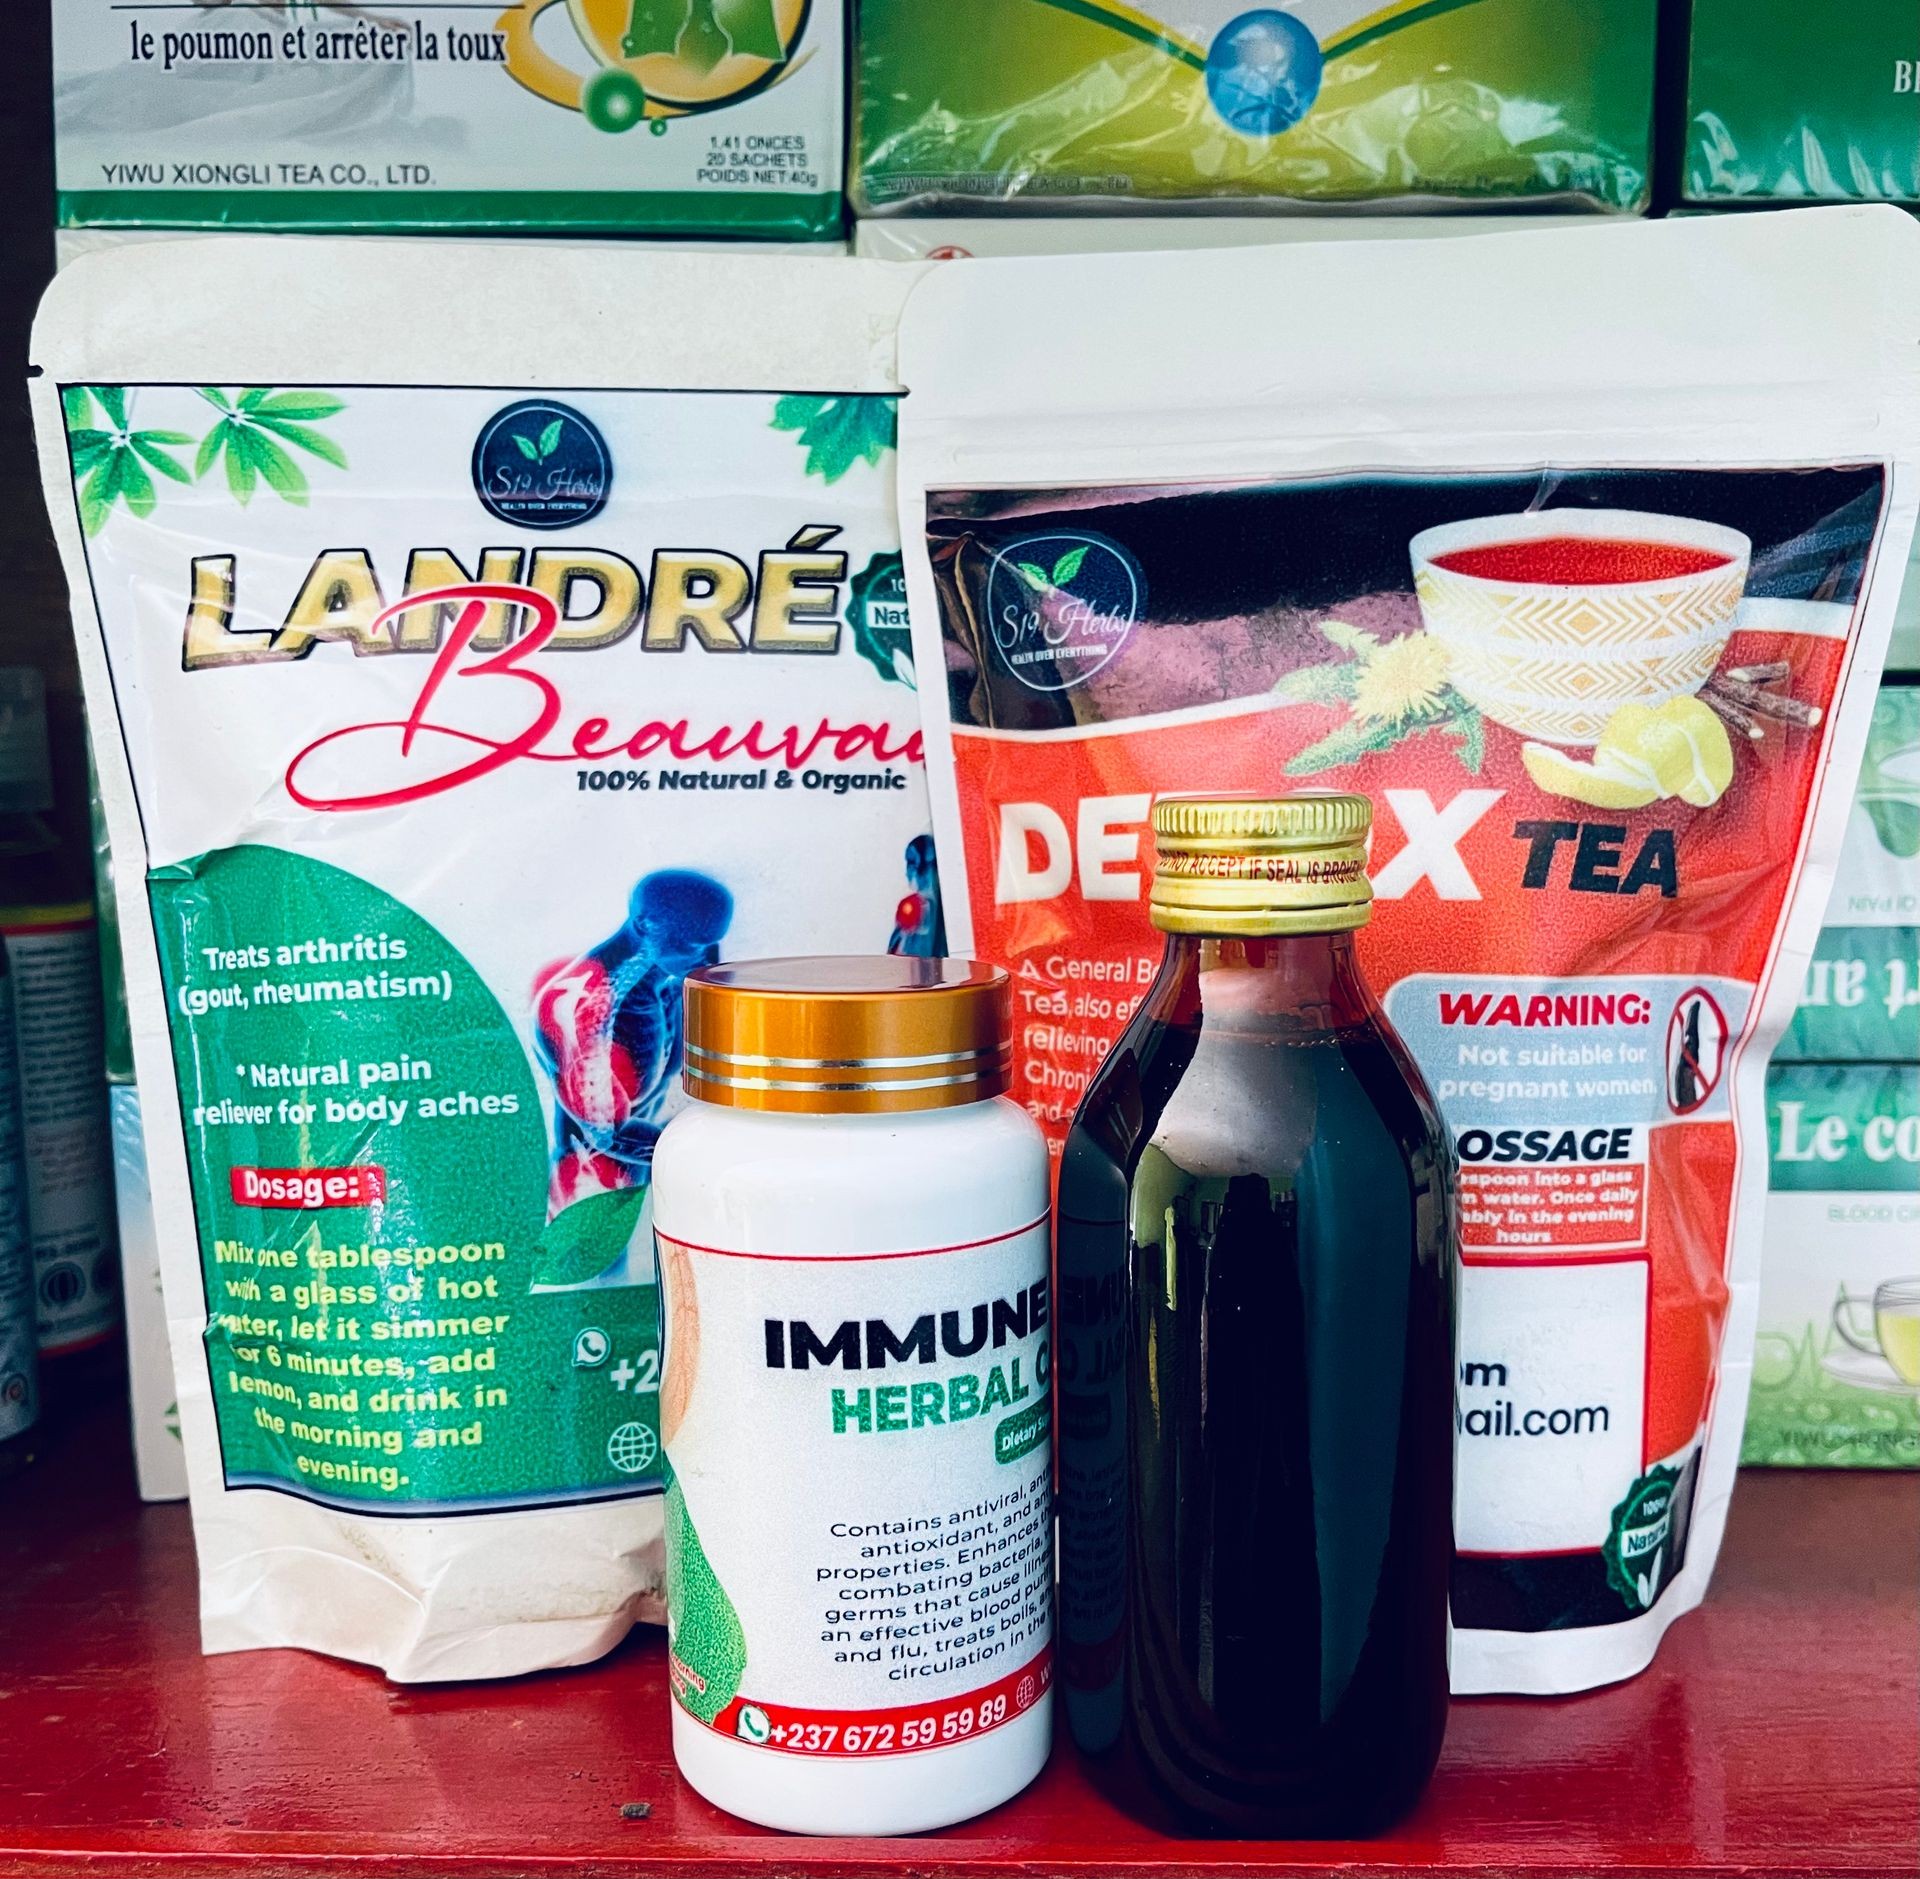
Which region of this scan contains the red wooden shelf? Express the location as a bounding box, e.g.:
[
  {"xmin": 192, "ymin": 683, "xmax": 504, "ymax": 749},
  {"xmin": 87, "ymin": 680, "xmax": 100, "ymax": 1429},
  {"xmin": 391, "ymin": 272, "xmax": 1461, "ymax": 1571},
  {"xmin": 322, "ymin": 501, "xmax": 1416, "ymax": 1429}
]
[{"xmin": 1, "ymin": 1409, "xmax": 1915, "ymax": 1879}]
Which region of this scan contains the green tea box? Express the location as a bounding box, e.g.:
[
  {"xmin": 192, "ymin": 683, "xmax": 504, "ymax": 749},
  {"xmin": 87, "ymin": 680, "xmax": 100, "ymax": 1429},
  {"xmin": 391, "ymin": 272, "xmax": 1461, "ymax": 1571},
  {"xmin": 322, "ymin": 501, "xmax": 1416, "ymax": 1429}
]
[
  {"xmin": 1747, "ymin": 1062, "xmax": 1920, "ymax": 1467},
  {"xmin": 1682, "ymin": 0, "xmax": 1920, "ymax": 204},
  {"xmin": 1779, "ymin": 685, "xmax": 1920, "ymax": 1062},
  {"xmin": 54, "ymin": 0, "xmax": 843, "ymax": 237},
  {"xmin": 855, "ymin": 0, "xmax": 1658, "ymax": 214}
]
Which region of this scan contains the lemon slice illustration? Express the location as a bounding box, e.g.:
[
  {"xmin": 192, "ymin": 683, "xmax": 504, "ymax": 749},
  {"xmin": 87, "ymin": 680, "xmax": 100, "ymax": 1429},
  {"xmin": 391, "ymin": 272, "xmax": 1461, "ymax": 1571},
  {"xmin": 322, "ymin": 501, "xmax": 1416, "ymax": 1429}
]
[
  {"xmin": 1521, "ymin": 742, "xmax": 1660, "ymax": 810},
  {"xmin": 1601, "ymin": 699, "xmax": 1734, "ymax": 808}
]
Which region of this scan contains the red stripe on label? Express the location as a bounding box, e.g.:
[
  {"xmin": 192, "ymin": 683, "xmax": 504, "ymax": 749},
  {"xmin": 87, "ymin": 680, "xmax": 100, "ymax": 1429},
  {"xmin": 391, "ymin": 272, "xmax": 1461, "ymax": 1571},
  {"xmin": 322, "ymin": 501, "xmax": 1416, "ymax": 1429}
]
[
  {"xmin": 229, "ymin": 1165, "xmax": 387, "ymax": 1209},
  {"xmin": 677, "ymin": 1646, "xmax": 1053, "ymax": 1759},
  {"xmin": 657, "ymin": 1214, "xmax": 1050, "ymax": 1263}
]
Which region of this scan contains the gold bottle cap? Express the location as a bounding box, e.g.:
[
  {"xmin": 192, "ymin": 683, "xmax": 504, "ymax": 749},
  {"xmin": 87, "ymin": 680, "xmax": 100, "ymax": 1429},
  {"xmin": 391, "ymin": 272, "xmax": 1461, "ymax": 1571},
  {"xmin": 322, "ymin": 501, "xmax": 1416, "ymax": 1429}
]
[
  {"xmin": 1150, "ymin": 792, "xmax": 1373, "ymax": 937},
  {"xmin": 683, "ymin": 956, "xmax": 1011, "ymax": 1115}
]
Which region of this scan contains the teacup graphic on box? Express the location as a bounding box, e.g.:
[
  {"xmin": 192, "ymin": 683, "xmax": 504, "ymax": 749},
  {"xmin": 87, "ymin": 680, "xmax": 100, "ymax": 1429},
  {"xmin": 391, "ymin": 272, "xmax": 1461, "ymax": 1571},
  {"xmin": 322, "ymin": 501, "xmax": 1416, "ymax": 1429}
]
[
  {"xmin": 1411, "ymin": 509, "xmax": 1752, "ymax": 747},
  {"xmin": 498, "ymin": 0, "xmax": 809, "ymax": 132},
  {"xmin": 1829, "ymin": 1277, "xmax": 1920, "ymax": 1393}
]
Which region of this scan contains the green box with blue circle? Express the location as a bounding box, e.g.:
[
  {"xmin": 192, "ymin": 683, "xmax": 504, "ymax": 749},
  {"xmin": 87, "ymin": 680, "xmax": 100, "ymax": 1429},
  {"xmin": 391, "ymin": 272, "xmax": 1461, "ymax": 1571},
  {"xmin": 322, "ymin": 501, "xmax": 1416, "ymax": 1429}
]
[{"xmin": 854, "ymin": 0, "xmax": 1658, "ymax": 214}]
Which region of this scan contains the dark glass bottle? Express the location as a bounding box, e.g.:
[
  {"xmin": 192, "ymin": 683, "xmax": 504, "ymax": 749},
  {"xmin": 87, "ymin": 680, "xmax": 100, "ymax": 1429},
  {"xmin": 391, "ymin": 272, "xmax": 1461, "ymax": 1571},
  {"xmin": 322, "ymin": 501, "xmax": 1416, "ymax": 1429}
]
[{"xmin": 1059, "ymin": 793, "xmax": 1456, "ymax": 1837}]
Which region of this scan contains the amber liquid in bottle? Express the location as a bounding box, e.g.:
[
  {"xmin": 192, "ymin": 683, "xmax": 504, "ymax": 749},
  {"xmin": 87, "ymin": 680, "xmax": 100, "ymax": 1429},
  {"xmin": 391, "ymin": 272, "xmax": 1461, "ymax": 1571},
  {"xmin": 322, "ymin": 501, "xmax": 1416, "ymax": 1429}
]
[{"xmin": 1060, "ymin": 920, "xmax": 1456, "ymax": 1836}]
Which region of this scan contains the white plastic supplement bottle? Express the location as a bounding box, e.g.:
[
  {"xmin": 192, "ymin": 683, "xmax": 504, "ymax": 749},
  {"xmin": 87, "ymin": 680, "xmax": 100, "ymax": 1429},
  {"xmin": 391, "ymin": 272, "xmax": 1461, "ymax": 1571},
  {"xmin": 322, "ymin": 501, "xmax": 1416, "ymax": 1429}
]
[{"xmin": 650, "ymin": 956, "xmax": 1054, "ymax": 1835}]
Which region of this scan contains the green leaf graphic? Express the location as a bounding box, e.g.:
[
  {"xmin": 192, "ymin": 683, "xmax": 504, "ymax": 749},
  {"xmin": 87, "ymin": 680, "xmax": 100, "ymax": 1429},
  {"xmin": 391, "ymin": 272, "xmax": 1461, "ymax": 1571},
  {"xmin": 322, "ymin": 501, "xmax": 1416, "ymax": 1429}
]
[
  {"xmin": 713, "ymin": 0, "xmax": 783, "ymax": 59},
  {"xmin": 533, "ymin": 1186, "xmax": 649, "ymax": 1290},
  {"xmin": 1286, "ymin": 716, "xmax": 1403, "ymax": 776},
  {"xmin": 677, "ymin": 0, "xmax": 727, "ymax": 71},
  {"xmin": 1449, "ymin": 702, "xmax": 1486, "ymax": 775},
  {"xmin": 623, "ymin": 0, "xmax": 690, "ymax": 57},
  {"xmin": 538, "ymin": 417, "xmax": 565, "ymax": 459},
  {"xmin": 1865, "ymin": 797, "xmax": 1920, "ymax": 858},
  {"xmin": 1319, "ymin": 620, "xmax": 1380, "ymax": 654},
  {"xmin": 196, "ymin": 388, "xmax": 348, "ymax": 510},
  {"xmin": 1271, "ymin": 661, "xmax": 1357, "ymax": 705},
  {"xmin": 1016, "ymin": 562, "xmax": 1050, "ymax": 591},
  {"xmin": 64, "ymin": 391, "xmax": 195, "ymax": 535},
  {"xmin": 770, "ymin": 394, "xmax": 897, "ymax": 484},
  {"xmin": 513, "ymin": 433, "xmax": 541, "ymax": 462},
  {"xmin": 1051, "ymin": 545, "xmax": 1090, "ymax": 587},
  {"xmin": 666, "ymin": 1473, "xmax": 747, "ymax": 1724}
]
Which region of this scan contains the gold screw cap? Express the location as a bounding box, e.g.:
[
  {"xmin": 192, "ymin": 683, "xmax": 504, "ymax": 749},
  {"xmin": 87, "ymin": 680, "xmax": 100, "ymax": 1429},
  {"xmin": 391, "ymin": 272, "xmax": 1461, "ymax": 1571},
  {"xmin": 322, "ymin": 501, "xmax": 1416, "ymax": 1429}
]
[
  {"xmin": 1150, "ymin": 792, "xmax": 1373, "ymax": 936},
  {"xmin": 682, "ymin": 956, "xmax": 1011, "ymax": 1115}
]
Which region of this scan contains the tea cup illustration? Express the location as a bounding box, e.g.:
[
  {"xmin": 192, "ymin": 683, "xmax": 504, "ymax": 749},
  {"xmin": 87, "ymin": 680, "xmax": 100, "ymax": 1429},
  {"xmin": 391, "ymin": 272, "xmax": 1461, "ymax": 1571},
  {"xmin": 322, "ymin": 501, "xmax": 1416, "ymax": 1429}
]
[
  {"xmin": 1832, "ymin": 1276, "xmax": 1920, "ymax": 1389},
  {"xmin": 498, "ymin": 0, "xmax": 809, "ymax": 132},
  {"xmin": 1410, "ymin": 509, "xmax": 1752, "ymax": 746}
]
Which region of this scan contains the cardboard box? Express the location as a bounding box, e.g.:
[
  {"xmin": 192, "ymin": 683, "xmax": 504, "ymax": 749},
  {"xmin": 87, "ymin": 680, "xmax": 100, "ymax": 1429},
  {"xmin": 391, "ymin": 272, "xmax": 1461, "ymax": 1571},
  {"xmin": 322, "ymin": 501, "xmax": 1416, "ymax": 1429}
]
[
  {"xmin": 55, "ymin": 0, "xmax": 844, "ymax": 238},
  {"xmin": 1747, "ymin": 1061, "xmax": 1920, "ymax": 1467},
  {"xmin": 1780, "ymin": 684, "xmax": 1920, "ymax": 1062},
  {"xmin": 856, "ymin": 0, "xmax": 1658, "ymax": 214},
  {"xmin": 1682, "ymin": 0, "xmax": 1920, "ymax": 205}
]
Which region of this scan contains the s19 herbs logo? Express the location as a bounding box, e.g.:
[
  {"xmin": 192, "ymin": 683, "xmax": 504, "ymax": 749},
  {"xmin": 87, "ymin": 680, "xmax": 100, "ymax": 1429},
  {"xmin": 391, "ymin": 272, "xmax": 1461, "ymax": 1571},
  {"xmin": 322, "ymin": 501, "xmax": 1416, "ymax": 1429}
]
[{"xmin": 985, "ymin": 533, "xmax": 1141, "ymax": 694}]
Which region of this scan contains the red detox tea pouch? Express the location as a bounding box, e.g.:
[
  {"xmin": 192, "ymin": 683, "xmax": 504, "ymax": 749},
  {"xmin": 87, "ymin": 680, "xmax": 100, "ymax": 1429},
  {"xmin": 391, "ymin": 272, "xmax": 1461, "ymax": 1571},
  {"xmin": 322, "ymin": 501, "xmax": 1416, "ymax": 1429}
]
[{"xmin": 895, "ymin": 209, "xmax": 1920, "ymax": 1693}]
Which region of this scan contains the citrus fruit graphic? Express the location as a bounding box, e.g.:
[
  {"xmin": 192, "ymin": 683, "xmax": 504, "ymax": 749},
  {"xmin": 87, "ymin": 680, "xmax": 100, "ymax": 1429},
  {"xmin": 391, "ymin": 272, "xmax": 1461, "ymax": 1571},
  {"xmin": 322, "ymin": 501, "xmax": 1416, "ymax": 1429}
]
[
  {"xmin": 1602, "ymin": 699, "xmax": 1734, "ymax": 808},
  {"xmin": 1521, "ymin": 741, "xmax": 1660, "ymax": 810}
]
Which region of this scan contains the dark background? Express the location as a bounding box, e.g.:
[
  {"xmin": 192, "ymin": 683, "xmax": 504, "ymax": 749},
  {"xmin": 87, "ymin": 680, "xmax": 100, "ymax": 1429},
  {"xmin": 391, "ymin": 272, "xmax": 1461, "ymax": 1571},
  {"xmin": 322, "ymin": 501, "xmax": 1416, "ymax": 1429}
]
[{"xmin": 2, "ymin": 3, "xmax": 90, "ymax": 856}]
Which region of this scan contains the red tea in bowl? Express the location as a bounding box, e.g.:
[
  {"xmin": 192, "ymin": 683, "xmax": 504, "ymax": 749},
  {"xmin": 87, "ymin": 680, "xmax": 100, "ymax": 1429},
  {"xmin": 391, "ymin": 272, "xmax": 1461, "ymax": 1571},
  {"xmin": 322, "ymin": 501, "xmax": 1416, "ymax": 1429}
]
[{"xmin": 1432, "ymin": 537, "xmax": 1734, "ymax": 585}]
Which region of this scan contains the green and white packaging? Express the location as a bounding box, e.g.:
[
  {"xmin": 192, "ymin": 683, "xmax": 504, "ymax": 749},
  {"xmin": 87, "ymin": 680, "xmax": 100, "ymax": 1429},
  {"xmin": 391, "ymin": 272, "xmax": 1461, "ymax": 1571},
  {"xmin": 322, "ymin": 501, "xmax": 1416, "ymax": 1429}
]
[
  {"xmin": 855, "ymin": 0, "xmax": 1658, "ymax": 214},
  {"xmin": 54, "ymin": 0, "xmax": 842, "ymax": 238},
  {"xmin": 31, "ymin": 240, "xmax": 928, "ymax": 1678},
  {"xmin": 1748, "ymin": 1062, "xmax": 1920, "ymax": 1466},
  {"xmin": 1780, "ymin": 685, "xmax": 1920, "ymax": 1063},
  {"xmin": 1682, "ymin": 0, "xmax": 1920, "ymax": 205}
]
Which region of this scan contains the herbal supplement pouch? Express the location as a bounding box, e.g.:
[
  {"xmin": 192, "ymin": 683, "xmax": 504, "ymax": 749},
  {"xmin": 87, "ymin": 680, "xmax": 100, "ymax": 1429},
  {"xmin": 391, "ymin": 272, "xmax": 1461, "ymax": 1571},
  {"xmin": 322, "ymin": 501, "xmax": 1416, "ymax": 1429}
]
[
  {"xmin": 54, "ymin": 0, "xmax": 842, "ymax": 238},
  {"xmin": 1778, "ymin": 684, "xmax": 1920, "ymax": 1064},
  {"xmin": 1746, "ymin": 1062, "xmax": 1920, "ymax": 1468},
  {"xmin": 31, "ymin": 239, "xmax": 928, "ymax": 1678},
  {"xmin": 1682, "ymin": 0, "xmax": 1920, "ymax": 206},
  {"xmin": 894, "ymin": 206, "xmax": 1920, "ymax": 1694},
  {"xmin": 855, "ymin": 0, "xmax": 1657, "ymax": 215}
]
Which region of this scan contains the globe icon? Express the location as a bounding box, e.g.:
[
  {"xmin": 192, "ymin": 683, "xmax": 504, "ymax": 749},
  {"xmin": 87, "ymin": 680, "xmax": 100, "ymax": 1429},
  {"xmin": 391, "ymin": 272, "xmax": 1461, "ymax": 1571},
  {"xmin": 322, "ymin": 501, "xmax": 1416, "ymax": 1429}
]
[
  {"xmin": 607, "ymin": 1421, "xmax": 659, "ymax": 1475},
  {"xmin": 1204, "ymin": 9, "xmax": 1324, "ymax": 137}
]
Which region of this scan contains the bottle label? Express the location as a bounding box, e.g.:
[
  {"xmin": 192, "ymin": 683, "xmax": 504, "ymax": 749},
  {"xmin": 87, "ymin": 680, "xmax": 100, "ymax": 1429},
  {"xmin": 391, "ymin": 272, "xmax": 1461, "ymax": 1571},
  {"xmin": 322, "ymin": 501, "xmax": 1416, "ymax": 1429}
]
[
  {"xmin": 658, "ymin": 1216, "xmax": 1055, "ymax": 1757},
  {"xmin": 0, "ymin": 910, "xmax": 118, "ymax": 1355},
  {"xmin": 0, "ymin": 968, "xmax": 37, "ymax": 1439}
]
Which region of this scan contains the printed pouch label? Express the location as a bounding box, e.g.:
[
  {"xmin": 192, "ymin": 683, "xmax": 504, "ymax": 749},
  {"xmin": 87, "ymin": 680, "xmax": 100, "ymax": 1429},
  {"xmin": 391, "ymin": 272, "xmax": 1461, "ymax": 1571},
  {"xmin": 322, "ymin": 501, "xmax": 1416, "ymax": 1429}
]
[
  {"xmin": 922, "ymin": 465, "xmax": 1885, "ymax": 1634},
  {"xmin": 0, "ymin": 911, "xmax": 117, "ymax": 1355},
  {"xmin": 60, "ymin": 379, "xmax": 928, "ymax": 1514},
  {"xmin": 658, "ymin": 1219, "xmax": 1054, "ymax": 1754},
  {"xmin": 54, "ymin": 0, "xmax": 844, "ymax": 234}
]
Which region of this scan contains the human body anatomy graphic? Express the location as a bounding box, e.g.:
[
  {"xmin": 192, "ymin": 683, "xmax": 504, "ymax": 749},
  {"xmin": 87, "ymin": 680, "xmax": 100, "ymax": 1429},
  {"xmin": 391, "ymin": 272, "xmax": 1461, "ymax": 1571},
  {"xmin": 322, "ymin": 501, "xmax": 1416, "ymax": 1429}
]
[
  {"xmin": 533, "ymin": 869, "xmax": 734, "ymax": 1211},
  {"xmin": 887, "ymin": 833, "xmax": 946, "ymax": 958}
]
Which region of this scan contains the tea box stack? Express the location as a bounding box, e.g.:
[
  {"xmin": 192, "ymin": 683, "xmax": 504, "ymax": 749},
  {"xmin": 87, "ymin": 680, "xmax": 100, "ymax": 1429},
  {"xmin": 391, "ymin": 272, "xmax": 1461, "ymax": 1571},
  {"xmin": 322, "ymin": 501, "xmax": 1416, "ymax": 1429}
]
[{"xmin": 1749, "ymin": 685, "xmax": 1920, "ymax": 1467}]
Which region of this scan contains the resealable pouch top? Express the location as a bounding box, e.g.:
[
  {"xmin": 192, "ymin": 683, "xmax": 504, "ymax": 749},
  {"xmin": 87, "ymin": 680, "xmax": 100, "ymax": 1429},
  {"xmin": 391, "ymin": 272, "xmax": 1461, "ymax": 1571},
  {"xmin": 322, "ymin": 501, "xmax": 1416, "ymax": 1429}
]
[
  {"xmin": 855, "ymin": 0, "xmax": 1658, "ymax": 215},
  {"xmin": 54, "ymin": 0, "xmax": 843, "ymax": 238},
  {"xmin": 31, "ymin": 241, "xmax": 928, "ymax": 1679},
  {"xmin": 894, "ymin": 207, "xmax": 1920, "ymax": 1694}
]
